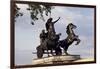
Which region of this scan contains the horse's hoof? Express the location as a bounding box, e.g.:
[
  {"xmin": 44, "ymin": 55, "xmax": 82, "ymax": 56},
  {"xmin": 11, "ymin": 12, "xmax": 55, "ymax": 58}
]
[
  {"xmin": 75, "ymin": 40, "xmax": 81, "ymax": 45},
  {"xmin": 65, "ymin": 52, "xmax": 70, "ymax": 55}
]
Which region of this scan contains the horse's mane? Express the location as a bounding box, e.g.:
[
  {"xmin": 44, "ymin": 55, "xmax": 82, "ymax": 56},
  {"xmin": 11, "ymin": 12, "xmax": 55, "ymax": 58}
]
[{"xmin": 66, "ymin": 24, "xmax": 70, "ymax": 35}]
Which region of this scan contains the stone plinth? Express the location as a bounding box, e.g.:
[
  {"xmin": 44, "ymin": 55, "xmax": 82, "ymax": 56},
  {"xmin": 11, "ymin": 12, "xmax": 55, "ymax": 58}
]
[{"xmin": 32, "ymin": 55, "xmax": 80, "ymax": 65}]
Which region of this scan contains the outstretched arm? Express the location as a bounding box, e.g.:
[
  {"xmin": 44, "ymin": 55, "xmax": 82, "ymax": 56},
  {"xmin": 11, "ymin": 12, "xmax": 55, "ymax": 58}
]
[{"xmin": 53, "ymin": 17, "xmax": 60, "ymax": 24}]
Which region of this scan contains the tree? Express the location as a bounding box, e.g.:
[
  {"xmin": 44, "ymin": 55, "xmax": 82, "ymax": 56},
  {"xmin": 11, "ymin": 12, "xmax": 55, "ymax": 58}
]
[
  {"xmin": 15, "ymin": 4, "xmax": 54, "ymax": 25},
  {"xmin": 14, "ymin": 4, "xmax": 23, "ymax": 19}
]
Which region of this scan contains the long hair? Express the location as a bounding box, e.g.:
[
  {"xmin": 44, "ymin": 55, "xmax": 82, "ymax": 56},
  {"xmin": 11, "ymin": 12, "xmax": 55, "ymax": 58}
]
[{"xmin": 47, "ymin": 18, "xmax": 52, "ymax": 23}]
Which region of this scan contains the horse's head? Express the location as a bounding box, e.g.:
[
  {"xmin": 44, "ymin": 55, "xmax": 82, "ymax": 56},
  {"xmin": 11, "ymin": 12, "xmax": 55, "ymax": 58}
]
[
  {"xmin": 67, "ymin": 23, "xmax": 77, "ymax": 30},
  {"xmin": 66, "ymin": 23, "xmax": 77, "ymax": 35}
]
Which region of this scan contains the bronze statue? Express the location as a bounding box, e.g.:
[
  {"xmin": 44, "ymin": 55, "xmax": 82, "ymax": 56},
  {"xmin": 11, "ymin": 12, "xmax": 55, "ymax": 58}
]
[
  {"xmin": 57, "ymin": 23, "xmax": 81, "ymax": 55},
  {"xmin": 45, "ymin": 17, "xmax": 60, "ymax": 34},
  {"xmin": 36, "ymin": 18, "xmax": 81, "ymax": 58},
  {"xmin": 39, "ymin": 29, "xmax": 47, "ymax": 44},
  {"xmin": 36, "ymin": 17, "xmax": 61, "ymax": 58},
  {"xmin": 37, "ymin": 33, "xmax": 61, "ymax": 58}
]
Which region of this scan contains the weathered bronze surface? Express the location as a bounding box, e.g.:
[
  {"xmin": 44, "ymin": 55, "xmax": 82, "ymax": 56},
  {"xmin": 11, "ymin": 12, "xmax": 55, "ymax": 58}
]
[{"xmin": 36, "ymin": 18, "xmax": 81, "ymax": 58}]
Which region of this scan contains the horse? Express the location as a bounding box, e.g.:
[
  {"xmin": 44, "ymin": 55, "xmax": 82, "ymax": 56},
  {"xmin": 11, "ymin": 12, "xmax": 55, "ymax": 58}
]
[{"xmin": 57, "ymin": 23, "xmax": 81, "ymax": 55}]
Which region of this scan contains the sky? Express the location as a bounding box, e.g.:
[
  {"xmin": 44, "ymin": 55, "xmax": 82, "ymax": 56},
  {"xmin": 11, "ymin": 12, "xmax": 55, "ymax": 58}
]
[{"xmin": 15, "ymin": 4, "xmax": 95, "ymax": 65}]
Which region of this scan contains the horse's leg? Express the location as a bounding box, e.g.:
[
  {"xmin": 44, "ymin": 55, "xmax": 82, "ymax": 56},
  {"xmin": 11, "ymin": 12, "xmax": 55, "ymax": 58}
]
[
  {"xmin": 44, "ymin": 39, "xmax": 50, "ymax": 57},
  {"xmin": 64, "ymin": 49, "xmax": 68, "ymax": 55},
  {"xmin": 51, "ymin": 49, "xmax": 54, "ymax": 56},
  {"xmin": 75, "ymin": 38, "xmax": 81, "ymax": 45},
  {"xmin": 56, "ymin": 47, "xmax": 62, "ymax": 56},
  {"xmin": 64, "ymin": 46, "xmax": 69, "ymax": 55},
  {"xmin": 45, "ymin": 45, "xmax": 50, "ymax": 57}
]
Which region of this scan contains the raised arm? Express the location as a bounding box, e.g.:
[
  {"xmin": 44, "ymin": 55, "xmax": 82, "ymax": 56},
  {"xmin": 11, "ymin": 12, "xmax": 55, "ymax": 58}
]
[{"xmin": 53, "ymin": 17, "xmax": 60, "ymax": 24}]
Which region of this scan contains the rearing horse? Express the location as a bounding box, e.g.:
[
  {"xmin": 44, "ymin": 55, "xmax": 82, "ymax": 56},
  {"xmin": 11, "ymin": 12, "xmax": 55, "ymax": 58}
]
[{"xmin": 58, "ymin": 23, "xmax": 81, "ymax": 55}]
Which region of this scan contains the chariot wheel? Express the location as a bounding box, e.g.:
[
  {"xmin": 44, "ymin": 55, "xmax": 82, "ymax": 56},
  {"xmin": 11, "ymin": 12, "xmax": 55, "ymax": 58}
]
[{"xmin": 36, "ymin": 46, "xmax": 43, "ymax": 58}]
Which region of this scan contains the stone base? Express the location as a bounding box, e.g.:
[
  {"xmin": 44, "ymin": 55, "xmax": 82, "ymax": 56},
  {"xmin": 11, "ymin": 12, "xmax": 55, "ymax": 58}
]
[{"xmin": 32, "ymin": 55, "xmax": 80, "ymax": 65}]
